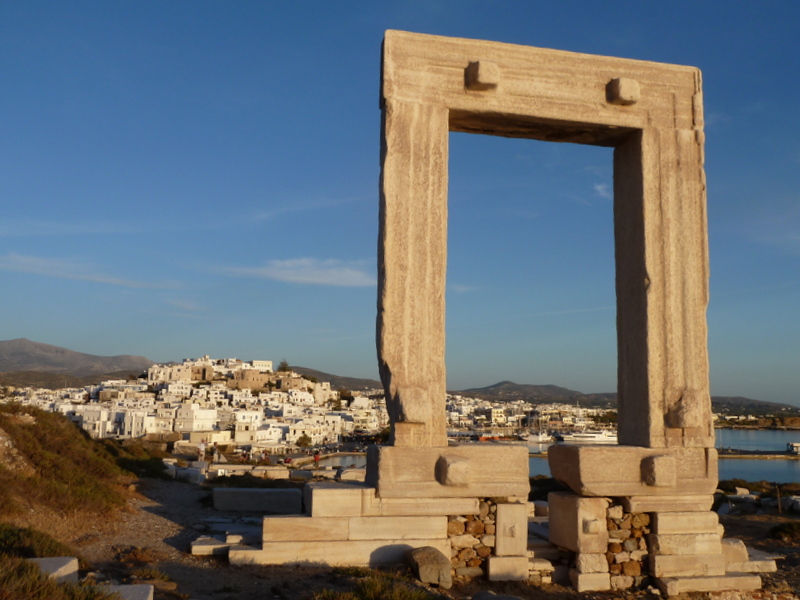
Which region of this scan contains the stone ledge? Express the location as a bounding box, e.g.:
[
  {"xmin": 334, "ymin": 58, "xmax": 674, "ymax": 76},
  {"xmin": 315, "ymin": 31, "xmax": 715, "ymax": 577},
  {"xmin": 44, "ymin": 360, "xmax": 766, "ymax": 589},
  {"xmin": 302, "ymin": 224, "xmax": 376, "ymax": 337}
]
[{"xmin": 656, "ymin": 574, "xmax": 762, "ymax": 596}]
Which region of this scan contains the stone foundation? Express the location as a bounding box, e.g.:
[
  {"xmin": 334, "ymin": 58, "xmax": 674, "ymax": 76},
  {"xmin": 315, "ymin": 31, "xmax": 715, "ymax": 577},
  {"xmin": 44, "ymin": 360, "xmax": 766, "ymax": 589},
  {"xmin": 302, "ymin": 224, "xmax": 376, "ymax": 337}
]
[
  {"xmin": 548, "ymin": 487, "xmax": 776, "ymax": 595},
  {"xmin": 228, "ymin": 444, "xmax": 532, "ymax": 579}
]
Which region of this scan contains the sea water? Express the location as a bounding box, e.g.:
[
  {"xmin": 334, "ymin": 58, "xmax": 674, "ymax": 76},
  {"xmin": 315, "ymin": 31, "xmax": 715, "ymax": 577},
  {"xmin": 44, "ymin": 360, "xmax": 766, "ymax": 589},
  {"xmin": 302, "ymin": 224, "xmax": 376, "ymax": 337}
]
[{"xmin": 318, "ymin": 430, "xmax": 800, "ymax": 483}]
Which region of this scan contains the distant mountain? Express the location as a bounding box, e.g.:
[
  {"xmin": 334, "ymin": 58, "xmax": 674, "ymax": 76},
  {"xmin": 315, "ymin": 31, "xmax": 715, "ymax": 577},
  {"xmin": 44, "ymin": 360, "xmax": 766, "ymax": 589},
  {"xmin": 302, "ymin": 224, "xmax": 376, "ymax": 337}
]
[
  {"xmin": 0, "ymin": 338, "xmax": 153, "ymax": 377},
  {"xmin": 290, "ymin": 366, "xmax": 382, "ymax": 392},
  {"xmin": 455, "ymin": 381, "xmax": 590, "ymax": 402},
  {"xmin": 0, "ymin": 370, "xmax": 146, "ymax": 391},
  {"xmin": 452, "ymin": 381, "xmax": 800, "ymax": 415},
  {"xmin": 710, "ymin": 396, "xmax": 800, "ymax": 416}
]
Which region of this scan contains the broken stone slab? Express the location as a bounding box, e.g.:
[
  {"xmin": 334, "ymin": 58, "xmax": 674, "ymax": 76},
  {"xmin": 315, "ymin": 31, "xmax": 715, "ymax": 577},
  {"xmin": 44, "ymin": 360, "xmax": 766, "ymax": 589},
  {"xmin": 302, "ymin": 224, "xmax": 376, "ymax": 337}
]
[
  {"xmin": 725, "ymin": 560, "xmax": 778, "ymax": 573},
  {"xmin": 721, "ymin": 538, "xmax": 749, "ymax": 563},
  {"xmin": 190, "ymin": 535, "xmax": 229, "ymax": 556},
  {"xmin": 656, "ymin": 574, "xmax": 762, "ymax": 596},
  {"xmin": 105, "ymin": 584, "xmax": 155, "ymax": 600},
  {"xmin": 27, "ymin": 557, "xmax": 78, "ymax": 584},
  {"xmin": 407, "ymin": 546, "xmax": 452, "ymax": 589}
]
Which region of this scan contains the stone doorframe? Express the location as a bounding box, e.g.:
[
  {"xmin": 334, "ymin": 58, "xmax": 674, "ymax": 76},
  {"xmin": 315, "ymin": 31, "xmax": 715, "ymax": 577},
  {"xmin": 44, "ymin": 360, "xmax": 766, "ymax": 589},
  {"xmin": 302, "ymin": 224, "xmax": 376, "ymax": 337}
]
[{"xmin": 378, "ymin": 30, "xmax": 712, "ymax": 451}]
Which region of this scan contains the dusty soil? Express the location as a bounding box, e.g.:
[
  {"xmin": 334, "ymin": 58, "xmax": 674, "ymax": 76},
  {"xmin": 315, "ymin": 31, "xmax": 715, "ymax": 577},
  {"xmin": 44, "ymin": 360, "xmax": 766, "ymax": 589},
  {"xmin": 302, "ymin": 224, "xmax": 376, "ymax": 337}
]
[{"xmin": 65, "ymin": 478, "xmax": 800, "ymax": 600}]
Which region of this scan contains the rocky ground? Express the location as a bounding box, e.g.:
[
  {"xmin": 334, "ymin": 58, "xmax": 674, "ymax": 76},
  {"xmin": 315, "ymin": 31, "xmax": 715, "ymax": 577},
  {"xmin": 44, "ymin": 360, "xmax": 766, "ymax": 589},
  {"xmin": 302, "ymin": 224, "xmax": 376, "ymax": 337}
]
[{"xmin": 68, "ymin": 477, "xmax": 800, "ymax": 600}]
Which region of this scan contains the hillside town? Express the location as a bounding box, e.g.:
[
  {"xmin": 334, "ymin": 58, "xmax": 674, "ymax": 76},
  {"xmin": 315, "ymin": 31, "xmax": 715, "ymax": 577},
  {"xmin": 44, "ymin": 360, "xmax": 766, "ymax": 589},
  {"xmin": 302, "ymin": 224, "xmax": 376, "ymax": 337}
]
[{"xmin": 0, "ymin": 354, "xmax": 618, "ymax": 454}]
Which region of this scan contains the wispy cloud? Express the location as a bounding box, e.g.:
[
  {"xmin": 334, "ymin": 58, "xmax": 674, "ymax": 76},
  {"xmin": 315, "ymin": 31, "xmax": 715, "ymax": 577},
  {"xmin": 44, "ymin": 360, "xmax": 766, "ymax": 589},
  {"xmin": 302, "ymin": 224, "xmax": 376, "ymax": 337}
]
[
  {"xmin": 164, "ymin": 297, "xmax": 204, "ymax": 312},
  {"xmin": 221, "ymin": 258, "xmax": 375, "ymax": 287},
  {"xmin": 448, "ymin": 283, "xmax": 475, "ymax": 294},
  {"xmin": 593, "ymin": 183, "xmax": 612, "ymax": 200},
  {"xmin": 743, "ymin": 200, "xmax": 800, "ymax": 256},
  {"xmin": 0, "ymin": 253, "xmax": 171, "ymax": 288},
  {"xmin": 0, "ymin": 219, "xmax": 142, "ymax": 238},
  {"xmin": 252, "ymin": 195, "xmax": 368, "ymax": 222}
]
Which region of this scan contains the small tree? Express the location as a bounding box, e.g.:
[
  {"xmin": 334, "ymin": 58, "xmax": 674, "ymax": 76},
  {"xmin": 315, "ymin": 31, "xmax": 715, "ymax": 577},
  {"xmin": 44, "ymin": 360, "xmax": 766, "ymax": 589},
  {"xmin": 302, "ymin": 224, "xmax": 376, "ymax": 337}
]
[
  {"xmin": 296, "ymin": 433, "xmax": 312, "ymax": 448},
  {"xmin": 277, "ymin": 359, "xmax": 290, "ymax": 372}
]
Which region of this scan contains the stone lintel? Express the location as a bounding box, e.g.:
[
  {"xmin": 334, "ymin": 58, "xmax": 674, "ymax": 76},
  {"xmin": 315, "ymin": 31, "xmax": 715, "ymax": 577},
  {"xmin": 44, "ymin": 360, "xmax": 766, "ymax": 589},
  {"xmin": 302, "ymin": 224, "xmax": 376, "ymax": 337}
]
[
  {"xmin": 366, "ymin": 444, "xmax": 529, "ymax": 499},
  {"xmin": 548, "ymin": 445, "xmax": 717, "ymax": 497}
]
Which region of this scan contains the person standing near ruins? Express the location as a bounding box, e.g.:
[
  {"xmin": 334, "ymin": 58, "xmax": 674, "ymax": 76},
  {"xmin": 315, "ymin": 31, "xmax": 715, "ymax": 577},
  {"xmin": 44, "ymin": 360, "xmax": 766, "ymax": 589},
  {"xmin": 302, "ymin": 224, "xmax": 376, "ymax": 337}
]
[{"xmin": 197, "ymin": 440, "xmax": 206, "ymax": 462}]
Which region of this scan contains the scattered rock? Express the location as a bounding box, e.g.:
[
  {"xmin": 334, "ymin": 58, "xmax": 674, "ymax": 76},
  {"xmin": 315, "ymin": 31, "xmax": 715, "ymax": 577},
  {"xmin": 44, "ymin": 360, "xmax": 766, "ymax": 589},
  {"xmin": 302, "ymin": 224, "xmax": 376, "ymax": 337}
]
[{"xmin": 407, "ymin": 546, "xmax": 452, "ymax": 589}]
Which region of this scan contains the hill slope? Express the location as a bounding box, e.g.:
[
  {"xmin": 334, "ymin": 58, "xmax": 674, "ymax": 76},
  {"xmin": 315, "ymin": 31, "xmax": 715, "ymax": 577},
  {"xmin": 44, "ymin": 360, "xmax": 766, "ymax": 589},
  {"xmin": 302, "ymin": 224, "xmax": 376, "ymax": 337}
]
[
  {"xmin": 291, "ymin": 366, "xmax": 382, "ymax": 392},
  {"xmin": 0, "ymin": 338, "xmax": 153, "ymax": 376},
  {"xmin": 453, "ymin": 381, "xmax": 799, "ymax": 415}
]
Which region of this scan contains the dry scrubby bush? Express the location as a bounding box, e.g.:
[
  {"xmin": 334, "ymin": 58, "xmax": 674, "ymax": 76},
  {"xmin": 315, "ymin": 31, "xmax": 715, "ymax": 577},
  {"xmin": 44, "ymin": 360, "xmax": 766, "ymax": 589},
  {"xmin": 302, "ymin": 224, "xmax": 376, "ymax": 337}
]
[
  {"xmin": 0, "ymin": 403, "xmax": 166, "ymax": 516},
  {"xmin": 770, "ymin": 522, "xmax": 800, "ymax": 542},
  {"xmin": 0, "ymin": 524, "xmax": 75, "ymax": 561},
  {"xmin": 0, "ymin": 404, "xmax": 128, "ymax": 515},
  {"xmin": 311, "ymin": 569, "xmax": 442, "ymax": 600},
  {"xmin": 0, "ymin": 554, "xmax": 120, "ymax": 600}
]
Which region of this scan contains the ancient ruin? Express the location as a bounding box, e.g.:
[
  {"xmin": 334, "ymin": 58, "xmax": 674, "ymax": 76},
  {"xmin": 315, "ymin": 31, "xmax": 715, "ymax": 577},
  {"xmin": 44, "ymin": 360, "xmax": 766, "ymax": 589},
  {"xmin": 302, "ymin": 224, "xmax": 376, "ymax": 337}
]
[{"xmin": 229, "ymin": 30, "xmax": 775, "ymax": 594}]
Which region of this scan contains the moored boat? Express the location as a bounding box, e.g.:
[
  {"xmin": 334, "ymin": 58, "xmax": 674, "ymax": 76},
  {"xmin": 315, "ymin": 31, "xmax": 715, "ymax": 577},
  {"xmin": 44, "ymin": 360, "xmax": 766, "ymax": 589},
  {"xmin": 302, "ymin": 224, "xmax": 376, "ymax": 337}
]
[{"xmin": 557, "ymin": 429, "xmax": 618, "ymax": 444}]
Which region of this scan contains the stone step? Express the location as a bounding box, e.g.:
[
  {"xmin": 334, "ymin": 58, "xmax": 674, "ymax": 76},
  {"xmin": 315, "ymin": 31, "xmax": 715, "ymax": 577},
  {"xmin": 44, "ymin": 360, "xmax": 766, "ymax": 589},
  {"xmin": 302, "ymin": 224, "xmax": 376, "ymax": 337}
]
[
  {"xmin": 229, "ymin": 538, "xmax": 450, "ymax": 567},
  {"xmin": 190, "ymin": 535, "xmax": 230, "ymax": 556},
  {"xmin": 726, "ymin": 560, "xmax": 778, "ymax": 573},
  {"xmin": 656, "ymin": 574, "xmax": 762, "ymax": 596}
]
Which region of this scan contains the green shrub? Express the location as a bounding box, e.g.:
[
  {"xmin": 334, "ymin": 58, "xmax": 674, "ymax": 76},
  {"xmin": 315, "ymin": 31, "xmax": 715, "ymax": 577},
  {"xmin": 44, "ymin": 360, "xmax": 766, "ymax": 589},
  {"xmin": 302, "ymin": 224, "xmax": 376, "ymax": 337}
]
[
  {"xmin": 0, "ymin": 404, "xmax": 127, "ymax": 514},
  {"xmin": 0, "ymin": 554, "xmax": 120, "ymax": 600},
  {"xmin": 0, "ymin": 524, "xmax": 74, "ymax": 560}
]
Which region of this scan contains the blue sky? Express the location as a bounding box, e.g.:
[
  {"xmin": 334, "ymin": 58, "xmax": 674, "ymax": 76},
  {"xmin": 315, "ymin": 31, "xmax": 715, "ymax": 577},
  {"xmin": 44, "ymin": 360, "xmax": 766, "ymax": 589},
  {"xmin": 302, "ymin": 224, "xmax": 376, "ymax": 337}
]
[{"xmin": 1, "ymin": 2, "xmax": 798, "ymax": 405}]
